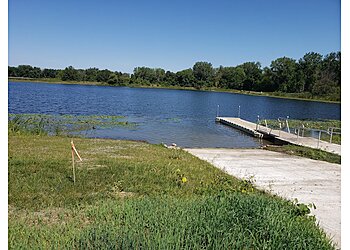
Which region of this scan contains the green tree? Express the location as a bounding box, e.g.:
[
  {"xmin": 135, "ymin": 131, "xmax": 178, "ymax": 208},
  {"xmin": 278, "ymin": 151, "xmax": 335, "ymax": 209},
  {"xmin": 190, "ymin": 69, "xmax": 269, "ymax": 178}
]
[
  {"xmin": 8, "ymin": 66, "xmax": 18, "ymax": 77},
  {"xmin": 219, "ymin": 67, "xmax": 245, "ymax": 90},
  {"xmin": 270, "ymin": 57, "xmax": 301, "ymax": 92},
  {"xmin": 61, "ymin": 66, "xmax": 80, "ymax": 81},
  {"xmin": 32, "ymin": 66, "xmax": 41, "ymax": 78},
  {"xmin": 16, "ymin": 65, "xmax": 33, "ymax": 77},
  {"xmin": 311, "ymin": 51, "xmax": 340, "ymax": 100},
  {"xmin": 154, "ymin": 68, "xmax": 166, "ymax": 83},
  {"xmin": 41, "ymin": 68, "xmax": 58, "ymax": 78},
  {"xmin": 176, "ymin": 69, "xmax": 195, "ymax": 87},
  {"xmin": 298, "ymin": 52, "xmax": 323, "ymax": 92},
  {"xmin": 96, "ymin": 69, "xmax": 112, "ymax": 82},
  {"xmin": 119, "ymin": 73, "xmax": 131, "ymax": 85},
  {"xmin": 85, "ymin": 68, "xmax": 99, "ymax": 82},
  {"xmin": 15, "ymin": 65, "xmax": 42, "ymax": 78},
  {"xmin": 107, "ymin": 73, "xmax": 119, "ymax": 85},
  {"xmin": 165, "ymin": 71, "xmax": 176, "ymax": 86},
  {"xmin": 133, "ymin": 67, "xmax": 156, "ymax": 83},
  {"xmin": 238, "ymin": 62, "xmax": 262, "ymax": 91},
  {"xmin": 321, "ymin": 52, "xmax": 340, "ymax": 86},
  {"xmin": 212, "ymin": 66, "xmax": 223, "ymax": 88},
  {"xmin": 193, "ymin": 61, "xmax": 214, "ymax": 87},
  {"xmin": 257, "ymin": 67, "xmax": 275, "ymax": 92}
]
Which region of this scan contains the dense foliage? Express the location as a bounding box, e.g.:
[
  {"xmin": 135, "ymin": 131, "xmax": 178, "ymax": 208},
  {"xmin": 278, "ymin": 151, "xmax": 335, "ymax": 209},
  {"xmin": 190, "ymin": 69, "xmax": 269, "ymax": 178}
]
[{"xmin": 8, "ymin": 51, "xmax": 340, "ymax": 101}]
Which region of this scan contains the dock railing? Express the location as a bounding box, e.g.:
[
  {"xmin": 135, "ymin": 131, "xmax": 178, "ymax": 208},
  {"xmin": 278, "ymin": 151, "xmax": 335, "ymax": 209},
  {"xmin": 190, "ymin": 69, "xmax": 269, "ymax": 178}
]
[{"xmin": 255, "ymin": 117, "xmax": 341, "ymax": 148}]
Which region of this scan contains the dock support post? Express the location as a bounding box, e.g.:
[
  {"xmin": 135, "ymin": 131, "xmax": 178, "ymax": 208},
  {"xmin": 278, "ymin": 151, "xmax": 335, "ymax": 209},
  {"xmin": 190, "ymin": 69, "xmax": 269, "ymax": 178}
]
[
  {"xmin": 216, "ymin": 105, "xmax": 220, "ymax": 118},
  {"xmin": 238, "ymin": 105, "xmax": 241, "ymax": 118},
  {"xmin": 297, "ymin": 128, "xmax": 299, "ymax": 142},
  {"xmin": 286, "ymin": 116, "xmax": 290, "ymax": 133},
  {"xmin": 317, "ymin": 131, "xmax": 321, "ymax": 148},
  {"xmin": 302, "ymin": 124, "xmax": 305, "ymax": 137},
  {"xmin": 278, "ymin": 118, "xmax": 282, "ymax": 137},
  {"xmin": 256, "ymin": 115, "xmax": 260, "ymax": 131}
]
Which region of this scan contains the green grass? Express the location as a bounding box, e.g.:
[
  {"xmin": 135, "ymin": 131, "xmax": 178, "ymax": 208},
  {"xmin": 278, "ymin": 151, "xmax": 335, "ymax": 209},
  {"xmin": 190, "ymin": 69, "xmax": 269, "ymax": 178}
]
[
  {"xmin": 264, "ymin": 145, "xmax": 341, "ymax": 164},
  {"xmin": 9, "ymin": 134, "xmax": 245, "ymax": 210},
  {"xmin": 9, "ymin": 194, "xmax": 333, "ymax": 249},
  {"xmin": 8, "ymin": 133, "xmax": 335, "ymax": 249}
]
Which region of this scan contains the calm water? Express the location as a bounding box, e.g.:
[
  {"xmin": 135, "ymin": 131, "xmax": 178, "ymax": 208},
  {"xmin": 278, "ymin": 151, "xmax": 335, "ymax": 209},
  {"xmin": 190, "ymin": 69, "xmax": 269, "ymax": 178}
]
[{"xmin": 8, "ymin": 82, "xmax": 341, "ymax": 148}]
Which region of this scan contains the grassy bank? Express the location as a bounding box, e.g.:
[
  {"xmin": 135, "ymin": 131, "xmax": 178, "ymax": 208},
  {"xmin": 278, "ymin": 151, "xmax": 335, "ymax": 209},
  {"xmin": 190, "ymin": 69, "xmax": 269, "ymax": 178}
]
[
  {"xmin": 264, "ymin": 145, "xmax": 341, "ymax": 164},
  {"xmin": 9, "ymin": 77, "xmax": 340, "ymax": 103},
  {"xmin": 9, "ymin": 132, "xmax": 335, "ymax": 249},
  {"xmin": 9, "ymin": 77, "xmax": 102, "ymax": 85}
]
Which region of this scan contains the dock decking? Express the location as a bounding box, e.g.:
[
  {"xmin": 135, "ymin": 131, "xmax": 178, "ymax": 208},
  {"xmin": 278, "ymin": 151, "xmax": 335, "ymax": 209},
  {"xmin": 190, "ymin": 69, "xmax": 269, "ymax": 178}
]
[{"xmin": 216, "ymin": 117, "xmax": 341, "ymax": 155}]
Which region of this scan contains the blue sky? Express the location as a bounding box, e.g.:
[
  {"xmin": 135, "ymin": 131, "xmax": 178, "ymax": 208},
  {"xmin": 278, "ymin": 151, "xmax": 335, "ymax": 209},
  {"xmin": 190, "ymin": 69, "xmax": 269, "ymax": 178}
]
[{"xmin": 8, "ymin": 0, "xmax": 340, "ymax": 73}]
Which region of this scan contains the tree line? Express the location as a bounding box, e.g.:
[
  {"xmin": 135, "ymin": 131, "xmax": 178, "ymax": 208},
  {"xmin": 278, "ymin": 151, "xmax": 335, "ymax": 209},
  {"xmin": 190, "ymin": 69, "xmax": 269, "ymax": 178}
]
[{"xmin": 8, "ymin": 51, "xmax": 340, "ymax": 101}]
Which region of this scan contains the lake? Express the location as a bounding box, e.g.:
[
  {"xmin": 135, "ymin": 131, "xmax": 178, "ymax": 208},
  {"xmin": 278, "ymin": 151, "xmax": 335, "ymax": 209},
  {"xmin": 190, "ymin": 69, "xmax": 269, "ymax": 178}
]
[{"xmin": 8, "ymin": 81, "xmax": 341, "ymax": 148}]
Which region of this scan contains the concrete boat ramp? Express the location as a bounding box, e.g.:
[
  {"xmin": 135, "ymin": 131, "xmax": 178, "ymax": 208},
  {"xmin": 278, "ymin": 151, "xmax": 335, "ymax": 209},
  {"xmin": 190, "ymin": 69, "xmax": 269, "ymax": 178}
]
[
  {"xmin": 216, "ymin": 117, "xmax": 341, "ymax": 155},
  {"xmin": 185, "ymin": 148, "xmax": 341, "ymax": 247},
  {"xmin": 182, "ymin": 117, "xmax": 341, "ymax": 246}
]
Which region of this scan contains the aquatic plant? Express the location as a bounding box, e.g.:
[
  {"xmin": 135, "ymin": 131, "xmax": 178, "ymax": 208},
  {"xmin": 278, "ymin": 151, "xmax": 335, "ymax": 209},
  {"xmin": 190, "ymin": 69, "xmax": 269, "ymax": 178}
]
[{"xmin": 8, "ymin": 113, "xmax": 136, "ymax": 136}]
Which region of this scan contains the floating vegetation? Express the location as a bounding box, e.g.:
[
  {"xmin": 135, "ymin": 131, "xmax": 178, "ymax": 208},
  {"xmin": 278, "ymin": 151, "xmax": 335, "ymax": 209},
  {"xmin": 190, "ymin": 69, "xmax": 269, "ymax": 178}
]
[{"xmin": 8, "ymin": 113, "xmax": 137, "ymax": 136}]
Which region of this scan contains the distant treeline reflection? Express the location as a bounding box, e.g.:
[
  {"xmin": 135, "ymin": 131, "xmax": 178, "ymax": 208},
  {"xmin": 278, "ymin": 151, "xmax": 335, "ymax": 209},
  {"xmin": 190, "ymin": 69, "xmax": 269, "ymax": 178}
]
[{"xmin": 8, "ymin": 51, "xmax": 340, "ymax": 101}]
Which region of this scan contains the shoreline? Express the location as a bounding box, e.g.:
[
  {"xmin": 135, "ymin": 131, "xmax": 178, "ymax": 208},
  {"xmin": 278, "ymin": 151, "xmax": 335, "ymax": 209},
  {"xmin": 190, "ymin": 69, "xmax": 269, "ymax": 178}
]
[{"xmin": 8, "ymin": 77, "xmax": 340, "ymax": 104}]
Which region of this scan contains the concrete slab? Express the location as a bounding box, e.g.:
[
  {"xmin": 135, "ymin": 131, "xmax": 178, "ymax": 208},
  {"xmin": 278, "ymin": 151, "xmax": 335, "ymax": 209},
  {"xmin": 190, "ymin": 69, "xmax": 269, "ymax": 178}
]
[{"xmin": 185, "ymin": 148, "xmax": 341, "ymax": 247}]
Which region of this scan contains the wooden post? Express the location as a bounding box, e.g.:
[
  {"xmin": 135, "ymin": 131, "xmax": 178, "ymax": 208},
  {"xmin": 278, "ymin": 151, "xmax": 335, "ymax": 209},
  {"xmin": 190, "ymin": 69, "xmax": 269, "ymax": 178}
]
[
  {"xmin": 71, "ymin": 141, "xmax": 82, "ymax": 161},
  {"xmin": 71, "ymin": 142, "xmax": 76, "ymax": 184},
  {"xmin": 71, "ymin": 140, "xmax": 82, "ymax": 184}
]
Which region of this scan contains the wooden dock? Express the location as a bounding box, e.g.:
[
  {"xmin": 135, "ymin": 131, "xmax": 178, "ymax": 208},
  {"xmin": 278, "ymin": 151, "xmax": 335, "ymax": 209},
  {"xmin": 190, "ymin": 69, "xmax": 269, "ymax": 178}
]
[{"xmin": 216, "ymin": 117, "xmax": 341, "ymax": 155}]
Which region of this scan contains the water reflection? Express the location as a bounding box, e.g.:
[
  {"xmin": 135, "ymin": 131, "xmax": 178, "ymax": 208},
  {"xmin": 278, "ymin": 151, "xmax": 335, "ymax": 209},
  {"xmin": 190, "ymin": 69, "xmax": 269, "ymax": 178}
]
[{"xmin": 9, "ymin": 82, "xmax": 340, "ymax": 148}]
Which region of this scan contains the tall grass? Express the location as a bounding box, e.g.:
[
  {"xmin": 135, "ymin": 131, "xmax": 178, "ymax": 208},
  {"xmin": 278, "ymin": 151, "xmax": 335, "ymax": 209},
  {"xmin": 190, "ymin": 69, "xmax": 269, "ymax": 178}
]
[
  {"xmin": 9, "ymin": 194, "xmax": 334, "ymax": 249},
  {"xmin": 8, "ymin": 113, "xmax": 134, "ymax": 137},
  {"xmin": 8, "ymin": 115, "xmax": 47, "ymax": 135}
]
